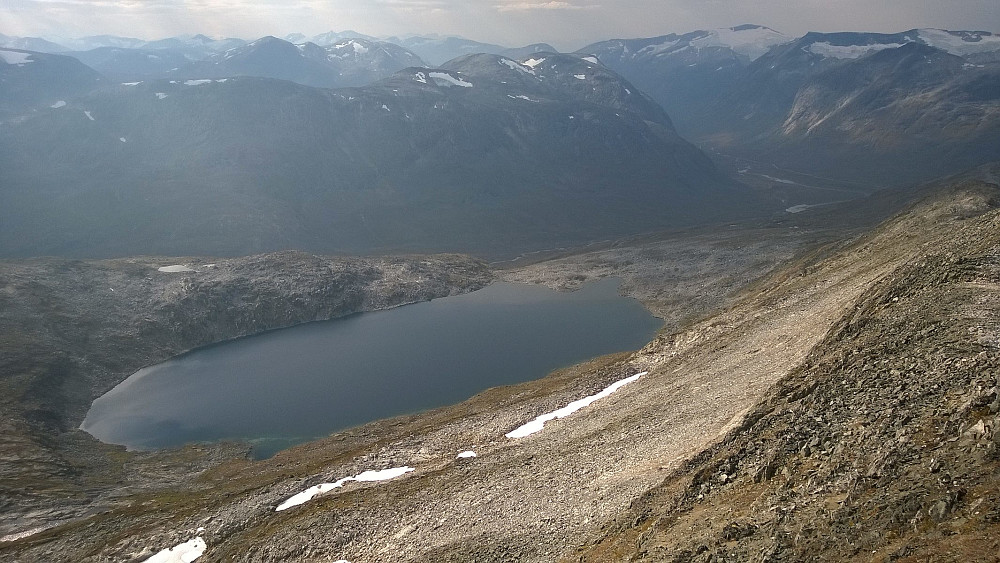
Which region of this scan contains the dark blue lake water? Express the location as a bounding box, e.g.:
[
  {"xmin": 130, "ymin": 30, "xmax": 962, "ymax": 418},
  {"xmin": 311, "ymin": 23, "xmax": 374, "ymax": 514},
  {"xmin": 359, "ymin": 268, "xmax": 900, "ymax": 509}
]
[{"xmin": 82, "ymin": 278, "xmax": 661, "ymax": 458}]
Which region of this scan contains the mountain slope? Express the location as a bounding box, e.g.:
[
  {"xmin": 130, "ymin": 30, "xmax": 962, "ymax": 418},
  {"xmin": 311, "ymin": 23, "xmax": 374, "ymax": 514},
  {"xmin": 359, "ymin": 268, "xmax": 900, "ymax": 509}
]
[
  {"xmin": 577, "ymin": 25, "xmax": 790, "ymax": 136},
  {"xmin": 0, "ymin": 48, "xmax": 106, "ymax": 119},
  {"xmin": 586, "ymin": 27, "xmax": 1000, "ymax": 186},
  {"xmin": 575, "ymin": 178, "xmax": 1000, "ymax": 562},
  {"xmin": 0, "ymin": 53, "xmax": 750, "ymax": 259},
  {"xmin": 4, "ymin": 162, "xmax": 996, "ymax": 563}
]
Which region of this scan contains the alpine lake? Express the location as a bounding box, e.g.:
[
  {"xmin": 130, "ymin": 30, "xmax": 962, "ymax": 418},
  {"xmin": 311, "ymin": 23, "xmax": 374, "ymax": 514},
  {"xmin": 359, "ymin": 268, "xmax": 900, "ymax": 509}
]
[{"xmin": 82, "ymin": 278, "xmax": 662, "ymax": 458}]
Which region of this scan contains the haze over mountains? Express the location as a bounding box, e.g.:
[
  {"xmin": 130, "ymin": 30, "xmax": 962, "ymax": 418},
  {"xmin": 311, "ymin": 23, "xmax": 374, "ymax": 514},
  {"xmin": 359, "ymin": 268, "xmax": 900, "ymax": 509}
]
[{"xmin": 1, "ymin": 24, "xmax": 999, "ymax": 259}]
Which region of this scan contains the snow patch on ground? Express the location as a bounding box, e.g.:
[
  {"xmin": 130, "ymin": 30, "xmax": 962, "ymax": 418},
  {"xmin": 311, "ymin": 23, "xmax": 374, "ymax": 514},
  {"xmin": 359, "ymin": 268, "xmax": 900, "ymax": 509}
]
[
  {"xmin": 506, "ymin": 372, "xmax": 648, "ymax": 439},
  {"xmin": 429, "ymin": 71, "xmax": 473, "ymax": 87},
  {"xmin": 807, "ymin": 41, "xmax": 904, "ymax": 59},
  {"xmin": 785, "ymin": 204, "xmax": 816, "ymax": 213},
  {"xmin": 507, "ymin": 94, "xmax": 537, "ymax": 102},
  {"xmin": 761, "ymin": 174, "xmax": 796, "ymax": 185},
  {"xmin": 573, "ymin": 74, "xmax": 586, "ymax": 80},
  {"xmin": 157, "ymin": 265, "xmax": 196, "ymax": 273},
  {"xmin": 141, "ymin": 537, "xmax": 206, "ymax": 563},
  {"xmin": 120, "ymin": 137, "xmax": 127, "ymax": 143},
  {"xmin": 0, "ymin": 527, "xmax": 48, "ymax": 543},
  {"xmin": 0, "ymin": 50, "xmax": 33, "ymax": 65},
  {"xmin": 50, "ymin": 100, "xmax": 66, "ymax": 108},
  {"xmin": 122, "ymin": 81, "xmax": 142, "ymax": 86},
  {"xmin": 457, "ymin": 451, "xmax": 477, "ymax": 459},
  {"xmin": 183, "ymin": 79, "xmax": 213, "ymax": 86},
  {"xmin": 523, "ymin": 57, "xmax": 546, "ymax": 68},
  {"xmin": 84, "ymin": 110, "xmax": 95, "ymax": 121},
  {"xmin": 414, "ymin": 71, "xmax": 427, "ymax": 83},
  {"xmin": 156, "ymin": 92, "xmax": 168, "ymax": 99},
  {"xmin": 276, "ymin": 467, "xmax": 415, "ymax": 511},
  {"xmin": 581, "ymin": 55, "xmax": 600, "ymax": 65}
]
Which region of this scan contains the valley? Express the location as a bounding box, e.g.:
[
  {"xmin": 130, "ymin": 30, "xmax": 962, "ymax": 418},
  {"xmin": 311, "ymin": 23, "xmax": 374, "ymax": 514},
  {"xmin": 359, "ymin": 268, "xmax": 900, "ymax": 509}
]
[
  {"xmin": 1, "ymin": 15, "xmax": 999, "ymax": 563},
  {"xmin": 3, "ymin": 163, "xmax": 997, "ymax": 563}
]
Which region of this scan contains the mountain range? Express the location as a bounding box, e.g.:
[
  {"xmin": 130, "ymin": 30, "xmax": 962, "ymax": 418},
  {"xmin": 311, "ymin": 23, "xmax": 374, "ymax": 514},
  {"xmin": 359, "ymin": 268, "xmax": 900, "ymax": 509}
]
[
  {"xmin": 580, "ymin": 26, "xmax": 1000, "ymax": 184},
  {"xmin": 0, "ymin": 51, "xmax": 745, "ymax": 258},
  {"xmin": 1, "ymin": 25, "xmax": 999, "ymax": 259}
]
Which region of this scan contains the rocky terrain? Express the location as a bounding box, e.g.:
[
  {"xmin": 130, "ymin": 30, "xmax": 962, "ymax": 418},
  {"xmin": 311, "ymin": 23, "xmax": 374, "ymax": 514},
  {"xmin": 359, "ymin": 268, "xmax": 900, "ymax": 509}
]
[
  {"xmin": 3, "ymin": 170, "xmax": 996, "ymax": 562},
  {"xmin": 573, "ymin": 183, "xmax": 1000, "ymax": 563},
  {"xmin": 0, "ymin": 252, "xmax": 493, "ymax": 541}
]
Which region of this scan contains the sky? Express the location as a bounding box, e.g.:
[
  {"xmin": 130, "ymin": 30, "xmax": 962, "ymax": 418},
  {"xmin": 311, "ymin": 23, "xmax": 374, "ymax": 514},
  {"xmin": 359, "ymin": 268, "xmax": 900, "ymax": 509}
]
[{"xmin": 3, "ymin": 0, "xmax": 999, "ymax": 51}]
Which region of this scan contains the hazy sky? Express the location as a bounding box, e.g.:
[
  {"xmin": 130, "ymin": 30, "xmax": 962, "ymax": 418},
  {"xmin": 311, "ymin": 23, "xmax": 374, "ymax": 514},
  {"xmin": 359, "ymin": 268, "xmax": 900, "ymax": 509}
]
[{"xmin": 3, "ymin": 0, "xmax": 999, "ymax": 51}]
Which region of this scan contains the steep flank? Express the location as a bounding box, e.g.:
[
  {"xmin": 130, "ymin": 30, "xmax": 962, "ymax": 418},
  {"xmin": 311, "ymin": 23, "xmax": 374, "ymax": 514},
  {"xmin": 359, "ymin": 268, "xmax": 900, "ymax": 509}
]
[{"xmin": 573, "ymin": 180, "xmax": 1000, "ymax": 562}]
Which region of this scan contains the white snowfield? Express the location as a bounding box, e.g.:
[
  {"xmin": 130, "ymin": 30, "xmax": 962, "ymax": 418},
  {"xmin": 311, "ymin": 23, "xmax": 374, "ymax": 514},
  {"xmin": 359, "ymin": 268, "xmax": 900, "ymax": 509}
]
[
  {"xmin": 581, "ymin": 55, "xmax": 600, "ymax": 65},
  {"xmin": 156, "ymin": 92, "xmax": 168, "ymax": 99},
  {"xmin": 456, "ymin": 450, "xmax": 477, "ymax": 459},
  {"xmin": 50, "ymin": 101, "xmax": 66, "ymax": 108},
  {"xmin": 807, "ymin": 41, "xmax": 903, "ymax": 59},
  {"xmin": 917, "ymin": 29, "xmax": 1000, "ymax": 56},
  {"xmin": 690, "ymin": 26, "xmax": 791, "ymax": 61},
  {"xmin": 523, "ymin": 57, "xmax": 546, "ymax": 68},
  {"xmin": 499, "ymin": 58, "xmax": 535, "ymax": 75},
  {"xmin": 0, "ymin": 50, "xmax": 33, "ymax": 65},
  {"xmin": 84, "ymin": 110, "xmax": 95, "ymax": 121},
  {"xmin": 276, "ymin": 467, "xmax": 416, "ymax": 511},
  {"xmin": 157, "ymin": 265, "xmax": 196, "ymax": 273},
  {"xmin": 428, "ymin": 72, "xmax": 473, "ymax": 88},
  {"xmin": 506, "ymin": 372, "xmax": 648, "ymax": 439},
  {"xmin": 141, "ymin": 536, "xmax": 206, "ymax": 563},
  {"xmin": 573, "ymin": 74, "xmax": 586, "ymax": 80}
]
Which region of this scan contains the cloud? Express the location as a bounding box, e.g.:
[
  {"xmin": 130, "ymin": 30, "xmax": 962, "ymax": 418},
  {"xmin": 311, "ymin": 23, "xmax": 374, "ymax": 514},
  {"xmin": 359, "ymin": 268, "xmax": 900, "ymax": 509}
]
[{"xmin": 495, "ymin": 1, "xmax": 597, "ymax": 12}]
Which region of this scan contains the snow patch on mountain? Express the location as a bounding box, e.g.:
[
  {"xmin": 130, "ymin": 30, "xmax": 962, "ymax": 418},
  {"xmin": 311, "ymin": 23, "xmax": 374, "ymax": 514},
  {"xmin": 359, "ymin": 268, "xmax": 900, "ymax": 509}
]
[
  {"xmin": 690, "ymin": 26, "xmax": 791, "ymax": 61},
  {"xmin": 158, "ymin": 265, "xmax": 196, "ymax": 273},
  {"xmin": 807, "ymin": 41, "xmax": 904, "ymax": 59},
  {"xmin": 506, "ymin": 372, "xmax": 648, "ymax": 439},
  {"xmin": 140, "ymin": 536, "xmax": 205, "ymax": 563},
  {"xmin": 429, "ymin": 71, "xmax": 473, "ymax": 87},
  {"xmin": 276, "ymin": 467, "xmax": 415, "ymax": 511},
  {"xmin": 917, "ymin": 29, "xmax": 1000, "ymax": 56},
  {"xmin": 50, "ymin": 101, "xmax": 66, "ymax": 109},
  {"xmin": 0, "ymin": 49, "xmax": 33, "ymax": 65},
  {"xmin": 523, "ymin": 57, "xmax": 546, "ymax": 68},
  {"xmin": 499, "ymin": 57, "xmax": 536, "ymax": 75}
]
